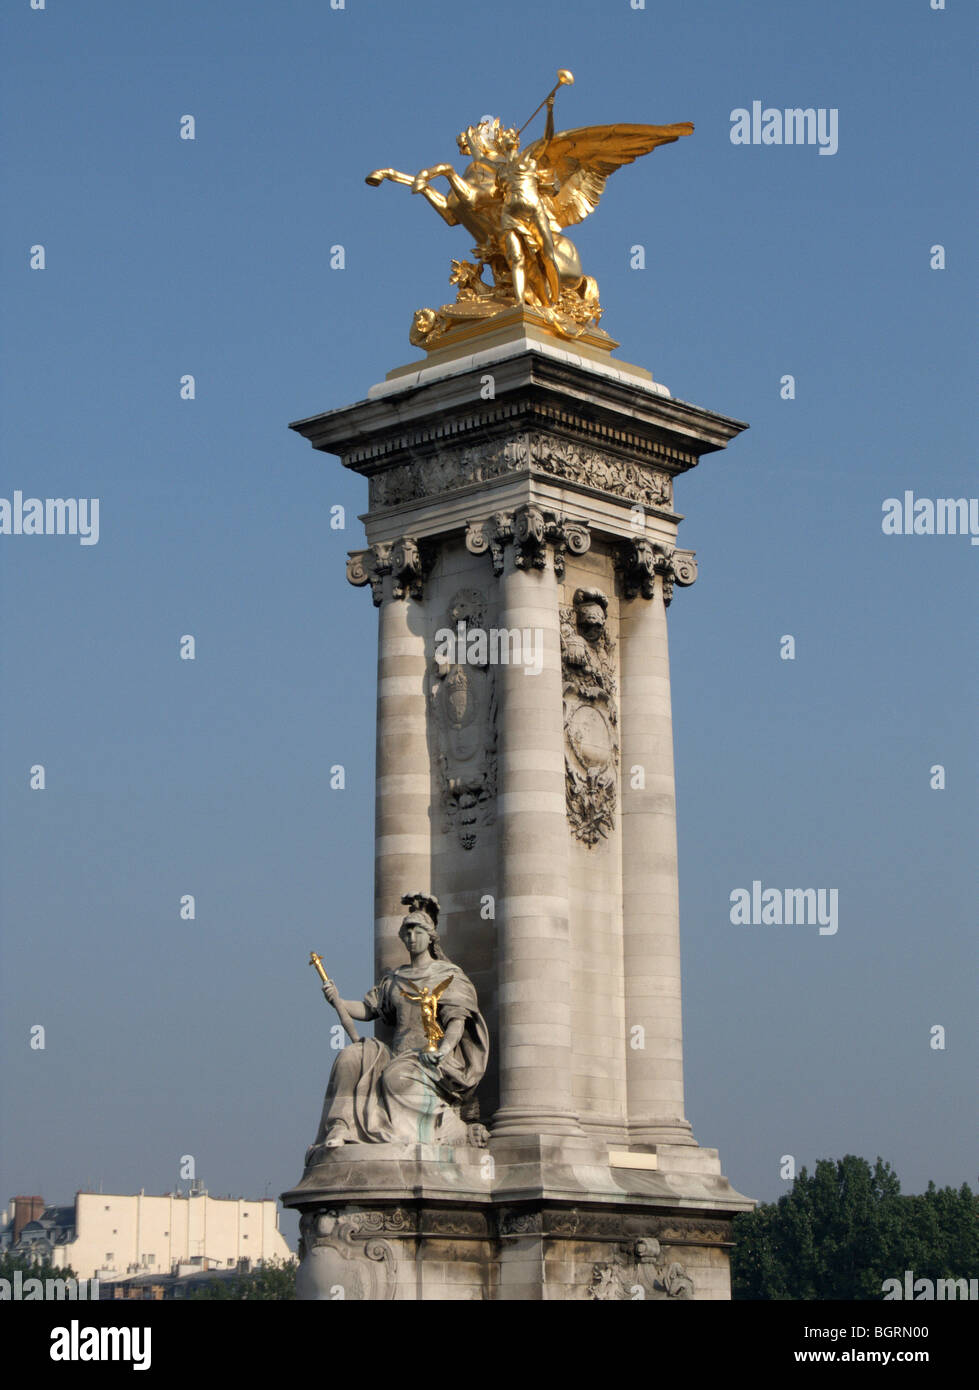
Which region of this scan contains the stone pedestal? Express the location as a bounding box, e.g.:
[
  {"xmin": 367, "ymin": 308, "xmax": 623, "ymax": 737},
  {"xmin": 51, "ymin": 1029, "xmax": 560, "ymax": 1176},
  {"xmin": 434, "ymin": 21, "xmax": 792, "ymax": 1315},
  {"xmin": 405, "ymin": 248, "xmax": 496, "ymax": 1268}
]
[
  {"xmin": 282, "ymin": 1139, "xmax": 747, "ymax": 1301},
  {"xmin": 284, "ymin": 319, "xmax": 753, "ymax": 1298}
]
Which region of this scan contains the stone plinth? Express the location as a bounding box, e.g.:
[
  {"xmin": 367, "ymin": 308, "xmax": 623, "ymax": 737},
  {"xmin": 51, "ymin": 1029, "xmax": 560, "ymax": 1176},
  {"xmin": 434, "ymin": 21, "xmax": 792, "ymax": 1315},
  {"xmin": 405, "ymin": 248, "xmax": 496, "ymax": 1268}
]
[{"xmin": 283, "ymin": 1138, "xmax": 747, "ymax": 1300}]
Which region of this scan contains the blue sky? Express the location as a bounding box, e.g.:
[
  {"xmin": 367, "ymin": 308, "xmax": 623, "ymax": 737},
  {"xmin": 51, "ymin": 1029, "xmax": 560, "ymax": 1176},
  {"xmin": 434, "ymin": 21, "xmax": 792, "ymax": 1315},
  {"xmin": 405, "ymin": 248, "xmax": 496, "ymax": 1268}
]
[{"xmin": 1, "ymin": 0, "xmax": 975, "ymax": 1244}]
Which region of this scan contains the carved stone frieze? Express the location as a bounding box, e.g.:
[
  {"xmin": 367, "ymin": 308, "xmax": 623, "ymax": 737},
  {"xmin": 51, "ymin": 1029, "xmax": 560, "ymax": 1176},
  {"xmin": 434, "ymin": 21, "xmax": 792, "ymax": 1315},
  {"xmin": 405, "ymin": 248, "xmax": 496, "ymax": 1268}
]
[
  {"xmin": 420, "ymin": 1208, "xmax": 491, "ymax": 1239},
  {"xmin": 499, "ymin": 1209, "xmax": 580, "ymax": 1238},
  {"xmin": 370, "ymin": 437, "xmax": 528, "ymax": 509},
  {"xmin": 344, "ymin": 1208, "xmax": 417, "ymax": 1237},
  {"xmin": 367, "ymin": 430, "xmax": 673, "ymax": 514},
  {"xmin": 430, "ymin": 589, "xmax": 497, "ymax": 851},
  {"xmin": 495, "ymin": 1207, "xmax": 732, "ymax": 1246},
  {"xmin": 561, "ymin": 588, "xmax": 619, "ymax": 845},
  {"xmin": 361, "ymin": 424, "xmax": 681, "ymax": 510},
  {"xmin": 529, "ymin": 435, "xmax": 672, "ymax": 510},
  {"xmin": 299, "ymin": 1204, "xmax": 733, "ymax": 1254},
  {"xmin": 617, "ymin": 539, "xmax": 698, "ymax": 606}
]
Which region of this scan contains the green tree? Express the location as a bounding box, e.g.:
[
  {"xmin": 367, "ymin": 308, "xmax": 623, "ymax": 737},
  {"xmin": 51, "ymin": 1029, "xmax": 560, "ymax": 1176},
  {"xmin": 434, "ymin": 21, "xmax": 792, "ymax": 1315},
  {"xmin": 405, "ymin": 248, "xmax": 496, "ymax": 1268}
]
[
  {"xmin": 732, "ymin": 1156, "xmax": 978, "ymax": 1300},
  {"xmin": 0, "ymin": 1251, "xmax": 81, "ymax": 1286}
]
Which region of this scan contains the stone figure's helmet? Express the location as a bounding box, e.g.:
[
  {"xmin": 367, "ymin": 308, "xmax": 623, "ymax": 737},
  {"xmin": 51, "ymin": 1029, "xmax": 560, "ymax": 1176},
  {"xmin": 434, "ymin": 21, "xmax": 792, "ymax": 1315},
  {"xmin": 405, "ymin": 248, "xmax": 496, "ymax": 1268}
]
[
  {"xmin": 573, "ymin": 587, "xmax": 609, "ymax": 642},
  {"xmin": 401, "ymin": 891, "xmax": 439, "ymax": 928},
  {"xmin": 399, "ymin": 892, "xmax": 447, "ymax": 958}
]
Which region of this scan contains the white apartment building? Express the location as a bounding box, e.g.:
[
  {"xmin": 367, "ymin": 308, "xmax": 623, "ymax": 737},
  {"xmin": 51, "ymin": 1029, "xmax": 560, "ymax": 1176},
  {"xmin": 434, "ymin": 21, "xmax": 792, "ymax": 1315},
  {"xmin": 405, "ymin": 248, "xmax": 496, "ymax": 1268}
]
[{"xmin": 3, "ymin": 1188, "xmax": 292, "ymax": 1283}]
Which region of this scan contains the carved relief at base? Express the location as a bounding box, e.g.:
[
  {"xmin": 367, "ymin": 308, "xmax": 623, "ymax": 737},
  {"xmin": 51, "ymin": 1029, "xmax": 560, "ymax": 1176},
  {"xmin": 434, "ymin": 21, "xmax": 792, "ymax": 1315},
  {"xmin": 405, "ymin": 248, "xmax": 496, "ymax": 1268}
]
[
  {"xmin": 585, "ymin": 1239, "xmax": 694, "ymax": 1301},
  {"xmin": 297, "ymin": 1208, "xmax": 402, "ymax": 1301},
  {"xmin": 561, "ymin": 588, "xmax": 619, "ymax": 845}
]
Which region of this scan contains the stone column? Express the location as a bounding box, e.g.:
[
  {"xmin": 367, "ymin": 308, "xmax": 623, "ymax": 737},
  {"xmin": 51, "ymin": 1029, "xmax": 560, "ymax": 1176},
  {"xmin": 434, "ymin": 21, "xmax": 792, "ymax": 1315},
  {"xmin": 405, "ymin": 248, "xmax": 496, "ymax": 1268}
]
[
  {"xmin": 618, "ymin": 542, "xmax": 698, "ymax": 1145},
  {"xmin": 348, "ymin": 541, "xmax": 432, "ymax": 986},
  {"xmin": 487, "ymin": 514, "xmax": 582, "ymax": 1138}
]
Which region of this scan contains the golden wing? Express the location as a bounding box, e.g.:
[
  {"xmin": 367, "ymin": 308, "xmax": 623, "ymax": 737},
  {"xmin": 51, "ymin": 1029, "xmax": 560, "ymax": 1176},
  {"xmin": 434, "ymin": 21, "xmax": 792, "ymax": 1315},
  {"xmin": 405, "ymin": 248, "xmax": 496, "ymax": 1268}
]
[
  {"xmin": 432, "ymin": 976, "xmax": 454, "ymax": 999},
  {"xmin": 526, "ymin": 122, "xmax": 694, "ymax": 230}
]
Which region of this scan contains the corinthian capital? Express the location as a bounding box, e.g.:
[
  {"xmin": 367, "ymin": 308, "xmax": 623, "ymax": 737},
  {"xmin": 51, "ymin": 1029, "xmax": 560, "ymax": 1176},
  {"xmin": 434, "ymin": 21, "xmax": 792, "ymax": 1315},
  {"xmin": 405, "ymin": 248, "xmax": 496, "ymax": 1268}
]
[
  {"xmin": 549, "ymin": 518, "xmax": 592, "ymax": 579},
  {"xmin": 671, "ymin": 549, "xmax": 698, "ymax": 588},
  {"xmin": 465, "ymin": 507, "xmax": 591, "ymax": 578},
  {"xmin": 388, "ymin": 536, "xmax": 424, "ymax": 601},
  {"xmin": 465, "ymin": 512, "xmax": 512, "ymax": 576},
  {"xmin": 618, "ymin": 541, "xmax": 697, "ymax": 605},
  {"xmin": 347, "ymin": 535, "xmax": 430, "ymax": 605}
]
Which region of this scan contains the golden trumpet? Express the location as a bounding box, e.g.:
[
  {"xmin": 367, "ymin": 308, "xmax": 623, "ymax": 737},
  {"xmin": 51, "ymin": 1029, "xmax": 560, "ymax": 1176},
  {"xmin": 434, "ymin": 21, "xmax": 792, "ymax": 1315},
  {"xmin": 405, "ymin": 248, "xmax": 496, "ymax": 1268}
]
[{"xmin": 518, "ymin": 68, "xmax": 575, "ymax": 136}]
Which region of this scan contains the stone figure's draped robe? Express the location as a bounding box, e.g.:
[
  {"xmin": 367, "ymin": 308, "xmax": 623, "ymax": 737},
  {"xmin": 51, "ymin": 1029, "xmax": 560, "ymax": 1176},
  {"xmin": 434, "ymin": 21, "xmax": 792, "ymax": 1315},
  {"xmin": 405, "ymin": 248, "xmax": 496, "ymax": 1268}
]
[{"xmin": 313, "ymin": 960, "xmax": 489, "ymax": 1146}]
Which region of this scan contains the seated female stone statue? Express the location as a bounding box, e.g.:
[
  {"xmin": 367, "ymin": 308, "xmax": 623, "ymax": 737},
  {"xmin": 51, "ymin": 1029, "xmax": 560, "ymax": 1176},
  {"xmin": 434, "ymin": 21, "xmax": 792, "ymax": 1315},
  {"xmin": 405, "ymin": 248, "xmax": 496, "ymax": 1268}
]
[{"xmin": 307, "ymin": 893, "xmax": 488, "ymax": 1155}]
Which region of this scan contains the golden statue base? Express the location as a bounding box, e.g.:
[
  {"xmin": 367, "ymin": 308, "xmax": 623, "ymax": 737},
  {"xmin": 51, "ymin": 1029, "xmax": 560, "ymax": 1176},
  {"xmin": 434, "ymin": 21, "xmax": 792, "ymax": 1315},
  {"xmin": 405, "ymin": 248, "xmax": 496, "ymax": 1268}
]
[
  {"xmin": 385, "ymin": 307, "xmax": 664, "ymax": 392},
  {"xmin": 422, "ymin": 303, "xmax": 617, "ymax": 353}
]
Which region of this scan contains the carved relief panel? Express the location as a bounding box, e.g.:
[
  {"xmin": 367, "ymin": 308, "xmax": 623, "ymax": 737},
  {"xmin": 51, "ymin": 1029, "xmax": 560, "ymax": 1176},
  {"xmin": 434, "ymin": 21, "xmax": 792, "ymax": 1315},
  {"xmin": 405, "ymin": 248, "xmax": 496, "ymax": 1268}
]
[
  {"xmin": 296, "ymin": 1208, "xmax": 402, "ymax": 1301},
  {"xmin": 585, "ymin": 1239, "xmax": 695, "ymax": 1301},
  {"xmin": 429, "ymin": 588, "xmax": 498, "ymax": 851},
  {"xmin": 560, "ymin": 587, "xmax": 619, "ymax": 845}
]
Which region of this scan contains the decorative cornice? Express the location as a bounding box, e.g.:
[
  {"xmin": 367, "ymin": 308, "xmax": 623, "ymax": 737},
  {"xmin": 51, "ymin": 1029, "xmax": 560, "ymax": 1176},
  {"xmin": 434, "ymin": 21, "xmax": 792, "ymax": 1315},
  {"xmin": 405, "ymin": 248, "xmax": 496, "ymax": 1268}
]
[
  {"xmin": 350, "ymin": 402, "xmax": 699, "ymax": 474},
  {"xmin": 291, "ymin": 354, "xmax": 749, "ymax": 479}
]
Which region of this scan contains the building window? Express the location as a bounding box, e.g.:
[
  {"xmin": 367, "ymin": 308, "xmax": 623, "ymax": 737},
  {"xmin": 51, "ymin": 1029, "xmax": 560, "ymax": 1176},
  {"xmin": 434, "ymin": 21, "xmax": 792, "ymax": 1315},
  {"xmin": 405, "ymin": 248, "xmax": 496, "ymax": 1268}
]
[{"xmin": 106, "ymin": 1253, "xmax": 113, "ymax": 1262}]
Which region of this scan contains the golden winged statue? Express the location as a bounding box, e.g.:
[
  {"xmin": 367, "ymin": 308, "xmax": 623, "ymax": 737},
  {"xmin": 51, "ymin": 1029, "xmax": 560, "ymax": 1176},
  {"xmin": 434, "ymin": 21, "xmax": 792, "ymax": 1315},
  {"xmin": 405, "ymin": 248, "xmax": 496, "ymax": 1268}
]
[
  {"xmin": 366, "ymin": 70, "xmax": 692, "ymax": 350},
  {"xmin": 399, "ymin": 976, "xmax": 455, "ymax": 1053}
]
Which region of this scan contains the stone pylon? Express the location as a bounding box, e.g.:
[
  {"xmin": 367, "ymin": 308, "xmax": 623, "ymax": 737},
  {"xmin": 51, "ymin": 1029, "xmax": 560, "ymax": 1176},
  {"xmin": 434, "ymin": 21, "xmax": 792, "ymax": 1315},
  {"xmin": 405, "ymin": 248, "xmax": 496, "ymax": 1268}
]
[{"xmin": 282, "ymin": 316, "xmax": 753, "ymax": 1300}]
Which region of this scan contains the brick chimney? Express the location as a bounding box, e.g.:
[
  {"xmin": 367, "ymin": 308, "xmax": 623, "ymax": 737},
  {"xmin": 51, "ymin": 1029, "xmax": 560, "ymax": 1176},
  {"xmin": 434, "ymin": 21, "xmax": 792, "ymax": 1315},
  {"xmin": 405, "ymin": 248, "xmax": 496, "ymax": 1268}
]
[{"xmin": 11, "ymin": 1196, "xmax": 45, "ymax": 1242}]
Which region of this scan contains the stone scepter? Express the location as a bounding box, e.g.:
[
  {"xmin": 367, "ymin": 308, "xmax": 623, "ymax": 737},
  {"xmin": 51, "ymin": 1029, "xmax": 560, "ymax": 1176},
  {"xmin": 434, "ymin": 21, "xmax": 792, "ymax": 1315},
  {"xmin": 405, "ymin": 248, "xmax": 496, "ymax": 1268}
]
[{"xmin": 309, "ymin": 951, "xmax": 360, "ymax": 1043}]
